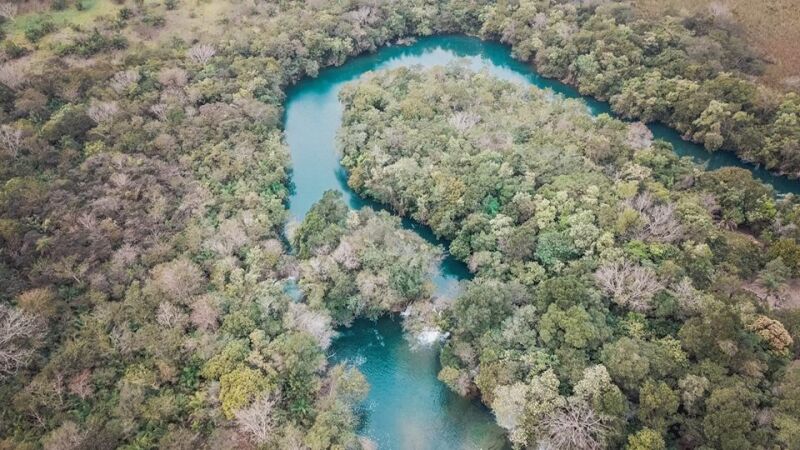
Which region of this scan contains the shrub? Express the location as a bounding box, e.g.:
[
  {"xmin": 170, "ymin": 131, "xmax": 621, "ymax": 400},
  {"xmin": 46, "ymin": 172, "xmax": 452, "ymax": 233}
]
[
  {"xmin": 54, "ymin": 30, "xmax": 128, "ymax": 57},
  {"xmin": 23, "ymin": 18, "xmax": 57, "ymax": 43},
  {"xmin": 40, "ymin": 104, "xmax": 93, "ymax": 143},
  {"xmin": 2, "ymin": 41, "xmax": 28, "ymax": 59}
]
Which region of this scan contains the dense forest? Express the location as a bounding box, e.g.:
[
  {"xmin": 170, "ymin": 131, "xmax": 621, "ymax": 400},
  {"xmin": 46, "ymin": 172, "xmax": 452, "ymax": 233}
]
[
  {"xmin": 338, "ymin": 66, "xmax": 800, "ymax": 449},
  {"xmin": 0, "ymin": 0, "xmax": 798, "ymax": 448}
]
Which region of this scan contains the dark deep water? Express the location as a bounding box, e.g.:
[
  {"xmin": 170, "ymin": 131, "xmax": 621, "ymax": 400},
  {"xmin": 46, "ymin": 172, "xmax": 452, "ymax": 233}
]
[{"xmin": 283, "ymin": 34, "xmax": 799, "ymax": 449}]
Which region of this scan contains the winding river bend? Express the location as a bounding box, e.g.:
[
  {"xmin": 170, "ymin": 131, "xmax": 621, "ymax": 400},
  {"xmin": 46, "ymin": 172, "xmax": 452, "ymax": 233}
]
[{"xmin": 283, "ymin": 35, "xmax": 800, "ymax": 449}]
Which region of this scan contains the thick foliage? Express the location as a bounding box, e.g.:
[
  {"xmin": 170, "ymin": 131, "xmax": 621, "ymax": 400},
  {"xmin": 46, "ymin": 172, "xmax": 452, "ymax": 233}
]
[
  {"xmin": 0, "ymin": 0, "xmax": 799, "ymax": 447},
  {"xmin": 339, "ymin": 67, "xmax": 800, "ymax": 449}
]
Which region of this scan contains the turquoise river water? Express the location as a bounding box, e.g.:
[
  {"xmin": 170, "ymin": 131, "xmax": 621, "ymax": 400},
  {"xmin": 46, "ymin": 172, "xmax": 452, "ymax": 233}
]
[{"xmin": 283, "ymin": 35, "xmax": 800, "ymax": 449}]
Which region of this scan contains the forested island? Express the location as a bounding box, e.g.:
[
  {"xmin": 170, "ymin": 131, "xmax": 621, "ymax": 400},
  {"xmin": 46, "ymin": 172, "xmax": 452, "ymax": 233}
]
[
  {"xmin": 339, "ymin": 66, "xmax": 800, "ymax": 449},
  {"xmin": 0, "ymin": 0, "xmax": 798, "ymax": 449}
]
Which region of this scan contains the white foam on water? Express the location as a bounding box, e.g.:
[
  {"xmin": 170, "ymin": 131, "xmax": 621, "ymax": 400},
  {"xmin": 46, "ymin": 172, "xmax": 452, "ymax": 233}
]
[{"xmin": 415, "ymin": 328, "xmax": 448, "ymax": 346}]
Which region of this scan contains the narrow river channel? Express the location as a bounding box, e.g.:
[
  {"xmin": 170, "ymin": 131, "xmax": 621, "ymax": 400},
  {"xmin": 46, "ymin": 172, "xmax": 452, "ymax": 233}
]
[{"xmin": 283, "ymin": 34, "xmax": 799, "ymax": 450}]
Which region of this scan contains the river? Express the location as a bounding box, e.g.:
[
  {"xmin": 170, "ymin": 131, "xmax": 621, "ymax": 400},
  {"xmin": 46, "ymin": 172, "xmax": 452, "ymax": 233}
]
[{"xmin": 282, "ymin": 34, "xmax": 798, "ymax": 450}]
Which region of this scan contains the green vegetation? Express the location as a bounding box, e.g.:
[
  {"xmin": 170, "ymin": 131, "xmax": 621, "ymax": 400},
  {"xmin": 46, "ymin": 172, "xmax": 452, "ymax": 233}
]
[
  {"xmin": 339, "ymin": 66, "xmax": 800, "ymax": 449},
  {"xmin": 0, "ymin": 0, "xmax": 454, "ymax": 446},
  {"xmin": 0, "ymin": 0, "xmax": 798, "ymax": 447},
  {"xmin": 295, "ymin": 191, "xmax": 441, "ymax": 326},
  {"xmin": 476, "ymin": 1, "xmax": 800, "ymax": 176},
  {"xmin": 2, "ymin": 0, "xmax": 122, "ymax": 41}
]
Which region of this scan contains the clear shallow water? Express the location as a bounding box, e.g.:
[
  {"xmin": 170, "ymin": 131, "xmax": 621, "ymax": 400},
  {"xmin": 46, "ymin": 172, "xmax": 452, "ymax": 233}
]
[
  {"xmin": 333, "ymin": 317, "xmax": 509, "ymax": 450},
  {"xmin": 283, "ymin": 34, "xmax": 800, "ymax": 450}
]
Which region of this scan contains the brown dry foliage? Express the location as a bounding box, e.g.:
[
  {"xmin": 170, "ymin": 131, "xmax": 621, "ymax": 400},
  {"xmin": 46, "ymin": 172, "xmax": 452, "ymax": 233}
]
[{"xmin": 632, "ymin": 0, "xmax": 800, "ymax": 89}]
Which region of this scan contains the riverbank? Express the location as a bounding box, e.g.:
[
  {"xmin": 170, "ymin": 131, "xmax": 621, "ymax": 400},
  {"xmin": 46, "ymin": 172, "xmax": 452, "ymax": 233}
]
[{"xmin": 284, "ymin": 35, "xmax": 799, "ymax": 448}]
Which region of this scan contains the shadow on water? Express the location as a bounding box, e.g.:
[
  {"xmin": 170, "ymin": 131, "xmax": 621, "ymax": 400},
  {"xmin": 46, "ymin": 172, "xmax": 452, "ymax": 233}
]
[{"xmin": 283, "ymin": 34, "xmax": 800, "ymax": 449}]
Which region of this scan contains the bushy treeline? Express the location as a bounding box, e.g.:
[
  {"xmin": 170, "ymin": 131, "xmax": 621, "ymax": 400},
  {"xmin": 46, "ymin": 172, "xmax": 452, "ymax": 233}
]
[
  {"xmin": 0, "ymin": 0, "xmax": 456, "ymax": 448},
  {"xmin": 4, "ymin": 0, "xmax": 799, "ymax": 177},
  {"xmin": 338, "ymin": 66, "xmax": 800, "ymax": 449},
  {"xmin": 477, "ymin": 0, "xmax": 800, "ymax": 176}
]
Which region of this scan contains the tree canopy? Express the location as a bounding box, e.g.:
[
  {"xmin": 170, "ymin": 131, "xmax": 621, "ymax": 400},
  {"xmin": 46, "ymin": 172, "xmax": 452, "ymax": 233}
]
[{"xmin": 339, "ymin": 66, "xmax": 800, "ymax": 449}]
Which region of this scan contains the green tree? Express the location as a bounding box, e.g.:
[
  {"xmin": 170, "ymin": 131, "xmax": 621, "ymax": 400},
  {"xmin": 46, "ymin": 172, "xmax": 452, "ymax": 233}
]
[
  {"xmin": 219, "ymin": 366, "xmax": 270, "ymax": 419},
  {"xmin": 626, "ymin": 428, "xmax": 666, "ymax": 450},
  {"xmin": 451, "ymin": 279, "xmax": 516, "ymax": 341},
  {"xmin": 637, "ymin": 380, "xmax": 679, "ymax": 432},
  {"xmin": 601, "ymin": 338, "xmax": 650, "ymax": 393},
  {"xmin": 293, "ymin": 190, "xmax": 349, "ymax": 258},
  {"xmin": 703, "ymin": 385, "xmax": 756, "ymax": 450}
]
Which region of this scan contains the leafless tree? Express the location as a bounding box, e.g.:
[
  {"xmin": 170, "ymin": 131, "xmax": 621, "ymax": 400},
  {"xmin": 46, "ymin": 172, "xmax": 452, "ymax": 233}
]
[
  {"xmin": 157, "ymin": 67, "xmax": 188, "ymax": 88},
  {"xmin": 344, "ymin": 6, "xmax": 377, "ymax": 26},
  {"xmin": 285, "ymin": 303, "xmax": 334, "ymax": 350},
  {"xmin": 626, "ymin": 122, "xmax": 653, "ymax": 150},
  {"xmin": 76, "ymin": 212, "xmax": 97, "ymax": 232},
  {"xmin": 571, "ymin": 0, "xmax": 612, "ymax": 6},
  {"xmin": 109, "ymin": 326, "xmax": 135, "ymax": 357},
  {"xmin": 110, "ymin": 244, "xmax": 138, "ymax": 272},
  {"xmin": 628, "ymin": 191, "xmax": 654, "ymax": 215},
  {"xmin": 43, "ymin": 421, "xmax": 87, "ymax": 450},
  {"xmin": 493, "ymin": 382, "xmax": 528, "ymax": 432},
  {"xmin": 87, "ymin": 100, "xmax": 119, "ymax": 124},
  {"xmin": 642, "ymin": 203, "xmax": 683, "ymax": 243},
  {"xmin": 595, "ymin": 260, "xmax": 663, "ymax": 312},
  {"xmin": 190, "ymin": 295, "xmax": 220, "ymax": 331},
  {"xmin": 156, "ymin": 302, "xmax": 188, "ymax": 329},
  {"xmin": 52, "ymin": 372, "xmax": 66, "ymax": 407},
  {"xmin": 109, "ymin": 172, "xmax": 130, "ymax": 190},
  {"xmin": 708, "ymin": 1, "xmax": 734, "ymax": 27},
  {"xmin": 0, "ymin": 60, "xmax": 25, "ymax": 90},
  {"xmin": 150, "ymin": 258, "xmax": 205, "ymax": 302},
  {"xmin": 0, "ymin": 124, "xmax": 23, "ymax": 158},
  {"xmin": 448, "ymin": 111, "xmax": 481, "ymax": 133},
  {"xmin": 110, "ymin": 69, "xmax": 140, "ymax": 94},
  {"xmin": 187, "ymin": 44, "xmax": 216, "ymax": 65},
  {"xmin": 235, "ymin": 393, "xmax": 278, "ymax": 445},
  {"xmin": 671, "ymin": 277, "xmax": 703, "ymax": 315},
  {"xmin": 205, "ymin": 219, "xmax": 248, "ymax": 256},
  {"xmin": 68, "ymin": 369, "xmax": 93, "ymax": 400},
  {"xmin": 541, "ymin": 404, "xmax": 607, "ymax": 450},
  {"xmin": 262, "ymin": 238, "xmax": 284, "ymax": 259},
  {"xmin": 699, "ymin": 192, "xmax": 721, "ymax": 216},
  {"xmin": 150, "ymin": 103, "xmax": 168, "ymax": 121},
  {"xmin": 499, "ymin": 20, "xmax": 521, "ymax": 45},
  {"xmin": 0, "ymin": 305, "xmax": 44, "ymax": 379},
  {"xmin": 531, "ymin": 12, "xmax": 548, "ymax": 31},
  {"xmin": 332, "ymin": 239, "xmax": 360, "ymax": 269},
  {"xmin": 783, "ymin": 76, "xmax": 800, "ymax": 90},
  {"xmin": 355, "ymin": 271, "xmax": 387, "ymax": 305},
  {"xmin": 627, "ymin": 192, "xmax": 683, "ymax": 243}
]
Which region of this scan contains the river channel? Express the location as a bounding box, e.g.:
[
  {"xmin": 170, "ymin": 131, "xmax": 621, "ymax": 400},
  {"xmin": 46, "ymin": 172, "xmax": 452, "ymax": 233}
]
[{"xmin": 283, "ymin": 34, "xmax": 798, "ymax": 450}]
